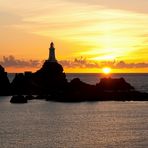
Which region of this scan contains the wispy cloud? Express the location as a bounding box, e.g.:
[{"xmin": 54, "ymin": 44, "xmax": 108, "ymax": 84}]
[
  {"xmin": 10, "ymin": 2, "xmax": 148, "ymax": 62},
  {"xmin": 0, "ymin": 56, "xmax": 147, "ymax": 72},
  {"xmin": 60, "ymin": 58, "xmax": 148, "ymax": 69},
  {"xmin": 60, "ymin": 57, "xmax": 100, "ymax": 68},
  {"xmin": 67, "ymin": 0, "xmax": 148, "ymax": 14},
  {"xmin": 0, "ymin": 55, "xmax": 41, "ymax": 68},
  {"xmin": 115, "ymin": 61, "xmax": 148, "ymax": 69}
]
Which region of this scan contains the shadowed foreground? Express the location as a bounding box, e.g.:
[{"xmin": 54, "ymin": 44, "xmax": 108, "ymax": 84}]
[{"xmin": 0, "ymin": 61, "xmax": 147, "ymax": 103}]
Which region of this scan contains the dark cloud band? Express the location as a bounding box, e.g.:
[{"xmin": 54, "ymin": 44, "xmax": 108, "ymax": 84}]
[{"xmin": 0, "ymin": 56, "xmax": 148, "ymax": 69}]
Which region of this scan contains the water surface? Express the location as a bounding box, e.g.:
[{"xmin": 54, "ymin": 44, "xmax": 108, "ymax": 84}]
[{"xmin": 0, "ymin": 97, "xmax": 147, "ymax": 147}]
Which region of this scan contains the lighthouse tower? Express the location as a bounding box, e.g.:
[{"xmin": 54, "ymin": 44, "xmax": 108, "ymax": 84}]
[{"xmin": 48, "ymin": 42, "xmax": 57, "ymax": 62}]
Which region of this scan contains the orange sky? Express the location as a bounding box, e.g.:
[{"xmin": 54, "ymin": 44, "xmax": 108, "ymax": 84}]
[{"xmin": 0, "ymin": 0, "xmax": 148, "ymax": 73}]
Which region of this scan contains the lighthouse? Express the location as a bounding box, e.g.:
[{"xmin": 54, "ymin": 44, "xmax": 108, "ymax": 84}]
[{"xmin": 48, "ymin": 42, "xmax": 57, "ymax": 62}]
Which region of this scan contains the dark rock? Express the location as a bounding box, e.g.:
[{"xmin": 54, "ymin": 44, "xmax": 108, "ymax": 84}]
[
  {"xmin": 48, "ymin": 77, "xmax": 148, "ymax": 102},
  {"xmin": 0, "ymin": 65, "xmax": 11, "ymax": 95},
  {"xmin": 9, "ymin": 63, "xmax": 148, "ymax": 102},
  {"xmin": 68, "ymin": 78, "xmax": 97, "ymax": 100},
  {"xmin": 35, "ymin": 95, "xmax": 47, "ymax": 100},
  {"xmin": 11, "ymin": 73, "xmax": 26, "ymax": 94},
  {"xmin": 33, "ymin": 60, "xmax": 68, "ymax": 94},
  {"xmin": 96, "ymin": 77, "xmax": 134, "ymax": 91},
  {"xmin": 46, "ymin": 78, "xmax": 98, "ymax": 102},
  {"xmin": 25, "ymin": 95, "xmax": 35, "ymax": 100},
  {"xmin": 10, "ymin": 95, "xmax": 27, "ymax": 103},
  {"xmin": 11, "ymin": 61, "xmax": 68, "ymax": 95},
  {"xmin": 11, "ymin": 72, "xmax": 37, "ymax": 95}
]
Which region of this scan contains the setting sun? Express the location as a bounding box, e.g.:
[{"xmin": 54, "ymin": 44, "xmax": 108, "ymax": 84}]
[{"xmin": 102, "ymin": 67, "xmax": 112, "ymax": 74}]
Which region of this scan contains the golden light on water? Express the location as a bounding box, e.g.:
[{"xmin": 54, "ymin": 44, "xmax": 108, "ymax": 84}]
[{"xmin": 102, "ymin": 67, "xmax": 112, "ymax": 74}]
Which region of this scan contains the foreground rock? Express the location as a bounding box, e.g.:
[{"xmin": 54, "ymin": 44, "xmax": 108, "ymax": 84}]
[
  {"xmin": 10, "ymin": 69, "xmax": 148, "ymax": 102},
  {"xmin": 11, "ymin": 72, "xmax": 36, "ymax": 95},
  {"xmin": 96, "ymin": 77, "xmax": 134, "ymax": 91},
  {"xmin": 10, "ymin": 95, "xmax": 27, "ymax": 103},
  {"xmin": 45, "ymin": 77, "xmax": 148, "ymax": 102},
  {"xmin": 11, "ymin": 61, "xmax": 68, "ymax": 95},
  {"xmin": 0, "ymin": 65, "xmax": 10, "ymax": 95},
  {"xmin": 34, "ymin": 60, "xmax": 68, "ymax": 94}
]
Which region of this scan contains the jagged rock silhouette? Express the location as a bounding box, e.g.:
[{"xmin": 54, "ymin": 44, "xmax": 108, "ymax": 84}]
[{"xmin": 0, "ymin": 65, "xmax": 10, "ymax": 95}]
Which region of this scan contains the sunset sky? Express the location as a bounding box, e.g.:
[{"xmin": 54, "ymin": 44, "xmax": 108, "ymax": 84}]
[{"xmin": 0, "ymin": 0, "xmax": 148, "ymax": 73}]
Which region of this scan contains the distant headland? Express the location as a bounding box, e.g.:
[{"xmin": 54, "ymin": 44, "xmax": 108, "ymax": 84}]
[{"xmin": 0, "ymin": 42, "xmax": 147, "ymax": 103}]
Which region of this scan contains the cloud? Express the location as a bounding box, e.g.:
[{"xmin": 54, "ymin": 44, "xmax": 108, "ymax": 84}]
[
  {"xmin": 0, "ymin": 56, "xmax": 148, "ymax": 70},
  {"xmin": 115, "ymin": 61, "xmax": 148, "ymax": 68},
  {"xmin": 60, "ymin": 57, "xmax": 100, "ymax": 68},
  {"xmin": 67, "ymin": 0, "xmax": 148, "ymax": 14},
  {"xmin": 0, "ymin": 10, "xmax": 22, "ymax": 26},
  {"xmin": 0, "ymin": 55, "xmax": 41, "ymax": 68},
  {"xmin": 59, "ymin": 58, "xmax": 148, "ymax": 69}
]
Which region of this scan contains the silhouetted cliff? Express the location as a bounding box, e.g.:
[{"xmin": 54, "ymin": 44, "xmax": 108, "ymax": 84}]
[
  {"xmin": 34, "ymin": 60, "xmax": 68, "ymax": 94},
  {"xmin": 0, "ymin": 60, "xmax": 145, "ymax": 103},
  {"xmin": 11, "ymin": 72, "xmax": 34, "ymax": 95},
  {"xmin": 10, "ymin": 60, "xmax": 148, "ymax": 102},
  {"xmin": 0, "ymin": 65, "xmax": 10, "ymax": 95},
  {"xmin": 96, "ymin": 77, "xmax": 134, "ymax": 91},
  {"xmin": 11, "ymin": 61, "xmax": 68, "ymax": 95}
]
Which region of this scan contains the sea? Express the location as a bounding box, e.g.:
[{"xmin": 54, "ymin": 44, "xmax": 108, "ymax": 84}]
[{"xmin": 0, "ymin": 73, "xmax": 148, "ymax": 148}]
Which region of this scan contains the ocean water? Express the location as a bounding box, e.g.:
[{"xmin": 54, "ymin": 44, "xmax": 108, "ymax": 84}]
[
  {"xmin": 0, "ymin": 97, "xmax": 148, "ymax": 148},
  {"xmin": 1, "ymin": 73, "xmax": 147, "ymax": 147}
]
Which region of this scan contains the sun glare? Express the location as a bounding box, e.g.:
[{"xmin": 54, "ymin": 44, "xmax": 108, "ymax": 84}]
[{"xmin": 102, "ymin": 67, "xmax": 111, "ymax": 74}]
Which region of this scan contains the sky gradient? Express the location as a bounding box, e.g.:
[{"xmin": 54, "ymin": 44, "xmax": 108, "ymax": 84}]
[{"xmin": 0, "ymin": 0, "xmax": 148, "ymax": 73}]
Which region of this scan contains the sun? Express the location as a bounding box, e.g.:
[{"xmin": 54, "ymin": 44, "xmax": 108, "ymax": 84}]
[{"xmin": 102, "ymin": 67, "xmax": 112, "ymax": 74}]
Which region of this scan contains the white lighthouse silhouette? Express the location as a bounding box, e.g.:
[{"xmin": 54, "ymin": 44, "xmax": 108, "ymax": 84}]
[{"xmin": 48, "ymin": 42, "xmax": 57, "ymax": 62}]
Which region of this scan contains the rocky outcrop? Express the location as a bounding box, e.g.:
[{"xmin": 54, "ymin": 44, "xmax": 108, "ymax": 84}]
[
  {"xmin": 11, "ymin": 72, "xmax": 34, "ymax": 95},
  {"xmin": 10, "ymin": 95, "xmax": 27, "ymax": 103},
  {"xmin": 0, "ymin": 65, "xmax": 10, "ymax": 95},
  {"xmin": 10, "ymin": 61, "xmax": 148, "ymax": 102},
  {"xmin": 34, "ymin": 60, "xmax": 68, "ymax": 94},
  {"xmin": 11, "ymin": 61, "xmax": 68, "ymax": 95},
  {"xmin": 1, "ymin": 59, "xmax": 146, "ymax": 102},
  {"xmin": 46, "ymin": 77, "xmax": 147, "ymax": 102},
  {"xmin": 96, "ymin": 77, "xmax": 134, "ymax": 91}
]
